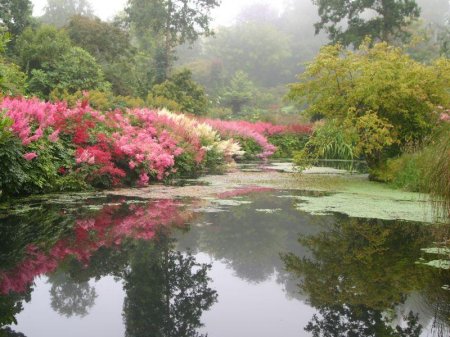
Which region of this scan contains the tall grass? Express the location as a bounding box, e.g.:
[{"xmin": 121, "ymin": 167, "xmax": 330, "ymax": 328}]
[{"xmin": 424, "ymin": 126, "xmax": 450, "ymax": 220}]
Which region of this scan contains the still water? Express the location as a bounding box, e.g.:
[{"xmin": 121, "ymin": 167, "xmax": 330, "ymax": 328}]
[{"xmin": 0, "ymin": 185, "xmax": 449, "ymax": 337}]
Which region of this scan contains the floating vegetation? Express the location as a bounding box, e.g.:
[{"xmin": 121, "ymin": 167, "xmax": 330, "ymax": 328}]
[
  {"xmin": 418, "ymin": 259, "xmax": 450, "ymax": 270},
  {"xmin": 421, "ymin": 247, "xmax": 450, "ymax": 255},
  {"xmin": 255, "ymin": 208, "xmax": 282, "ymax": 214}
]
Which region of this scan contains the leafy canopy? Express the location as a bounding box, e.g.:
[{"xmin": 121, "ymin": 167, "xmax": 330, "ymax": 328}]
[
  {"xmin": 40, "ymin": 0, "xmax": 94, "ymax": 28},
  {"xmin": 126, "ymin": 0, "xmax": 220, "ymax": 81},
  {"xmin": 288, "ymin": 41, "xmax": 450, "ymax": 167},
  {"xmin": 0, "ymin": 0, "xmax": 32, "ymax": 36},
  {"xmin": 313, "ymin": 0, "xmax": 421, "ymax": 47},
  {"xmin": 150, "ymin": 69, "xmax": 209, "ymax": 115}
]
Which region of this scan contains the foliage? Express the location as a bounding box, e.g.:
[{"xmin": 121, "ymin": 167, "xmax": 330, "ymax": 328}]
[
  {"xmin": 372, "ymin": 119, "xmax": 449, "ymax": 218},
  {"xmin": 15, "ymin": 25, "xmax": 72, "ymax": 73},
  {"xmin": 0, "ymin": 0, "xmax": 32, "ymax": 37},
  {"xmin": 146, "ymin": 93, "xmax": 181, "ymax": 112},
  {"xmin": 40, "ymin": 0, "xmax": 94, "ymax": 28},
  {"xmin": 150, "ymin": 69, "xmax": 209, "ymax": 115},
  {"xmin": 269, "ymin": 134, "xmax": 309, "ymax": 159},
  {"xmin": 66, "ymin": 15, "xmax": 139, "ymax": 96},
  {"xmin": 28, "ymin": 46, "xmax": 110, "ymax": 97},
  {"xmin": 222, "ymin": 71, "xmax": 255, "ymax": 114},
  {"xmin": 288, "ymin": 42, "xmax": 450, "ymax": 170},
  {"xmin": 126, "ymin": 0, "xmax": 220, "ymax": 82},
  {"xmin": 294, "ymin": 121, "xmax": 356, "ymax": 168},
  {"xmin": 0, "ymin": 34, "xmax": 26, "ymax": 95},
  {"xmin": 312, "ymin": 0, "xmax": 421, "ymax": 47},
  {"xmin": 425, "ymin": 124, "xmax": 450, "ymax": 218},
  {"xmin": 50, "ymin": 89, "xmax": 146, "ymax": 111},
  {"xmin": 405, "ymin": 21, "xmax": 450, "ymax": 62}
]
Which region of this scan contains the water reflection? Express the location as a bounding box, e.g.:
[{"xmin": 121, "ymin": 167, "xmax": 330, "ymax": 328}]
[
  {"xmin": 175, "ymin": 190, "xmax": 334, "ymax": 293},
  {"xmin": 282, "ymin": 216, "xmax": 450, "ymax": 337},
  {"xmin": 48, "ymin": 271, "xmax": 97, "ymax": 318},
  {"xmin": 0, "ymin": 189, "xmax": 449, "ymax": 337},
  {"xmin": 123, "ymin": 237, "xmax": 217, "ymax": 337},
  {"xmin": 0, "ymin": 197, "xmax": 216, "ymax": 337}
]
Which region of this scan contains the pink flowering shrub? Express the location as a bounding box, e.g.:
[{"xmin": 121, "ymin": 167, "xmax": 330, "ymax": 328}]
[
  {"xmin": 0, "ymin": 96, "xmax": 311, "ymax": 197},
  {"xmin": 203, "ymin": 118, "xmax": 312, "ymax": 160}
]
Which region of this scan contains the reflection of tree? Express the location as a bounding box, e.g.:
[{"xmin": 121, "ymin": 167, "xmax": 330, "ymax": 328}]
[
  {"xmin": 0, "ymin": 327, "xmax": 27, "ymax": 337},
  {"xmin": 305, "ymin": 305, "xmax": 422, "ymax": 337},
  {"xmin": 48, "ymin": 270, "xmax": 97, "ymax": 317},
  {"xmin": 0, "ymin": 286, "xmax": 31, "ymax": 327},
  {"xmin": 176, "ymin": 190, "xmax": 332, "ymax": 284},
  {"xmin": 282, "ymin": 216, "xmax": 450, "ymax": 336},
  {"xmin": 123, "ymin": 234, "xmax": 217, "ymax": 337}
]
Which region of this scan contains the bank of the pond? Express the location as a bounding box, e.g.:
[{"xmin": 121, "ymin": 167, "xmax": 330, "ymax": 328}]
[{"xmin": 0, "ymin": 97, "xmax": 311, "ymax": 200}]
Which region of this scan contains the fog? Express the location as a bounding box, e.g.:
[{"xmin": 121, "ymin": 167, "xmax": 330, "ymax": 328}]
[{"xmin": 31, "ymin": 0, "xmax": 288, "ymax": 25}]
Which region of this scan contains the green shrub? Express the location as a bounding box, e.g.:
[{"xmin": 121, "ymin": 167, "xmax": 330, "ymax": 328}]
[
  {"xmin": 269, "ymin": 134, "xmax": 309, "ymax": 159},
  {"xmin": 234, "ymin": 137, "xmax": 262, "ymax": 160}
]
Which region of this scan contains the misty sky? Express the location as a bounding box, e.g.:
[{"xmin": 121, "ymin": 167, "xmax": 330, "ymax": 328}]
[{"xmin": 31, "ymin": 0, "xmax": 289, "ymax": 25}]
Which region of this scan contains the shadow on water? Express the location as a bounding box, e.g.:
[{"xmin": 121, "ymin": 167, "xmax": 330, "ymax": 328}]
[{"xmin": 0, "ymin": 189, "xmax": 448, "ymax": 337}]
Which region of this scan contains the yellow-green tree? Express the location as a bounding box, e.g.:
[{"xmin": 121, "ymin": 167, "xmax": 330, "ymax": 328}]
[{"xmin": 288, "ymin": 41, "xmax": 450, "ymax": 171}]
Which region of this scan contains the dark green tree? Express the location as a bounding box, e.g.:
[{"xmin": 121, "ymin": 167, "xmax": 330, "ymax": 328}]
[
  {"xmin": 222, "ymin": 71, "xmax": 254, "ymax": 114},
  {"xmin": 126, "ymin": 0, "xmax": 221, "ymax": 82},
  {"xmin": 28, "ymin": 46, "xmax": 110, "ymax": 97},
  {"xmin": 150, "ymin": 69, "xmax": 209, "ymax": 115},
  {"xmin": 312, "ymin": 0, "xmax": 421, "ymax": 46},
  {"xmin": 15, "ymin": 25, "xmax": 72, "ymax": 74},
  {"xmin": 66, "ymin": 15, "xmax": 139, "ymax": 95},
  {"xmin": 0, "ymin": 34, "xmax": 26, "ymax": 95},
  {"xmin": 0, "ymin": 0, "xmax": 32, "ymax": 37}
]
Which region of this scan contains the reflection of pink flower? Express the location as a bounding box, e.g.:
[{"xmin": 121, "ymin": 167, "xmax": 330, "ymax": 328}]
[
  {"xmin": 217, "ymin": 186, "xmax": 274, "ymax": 199},
  {"xmin": 23, "ymin": 152, "xmax": 38, "ymax": 161},
  {"xmin": 0, "ymin": 199, "xmax": 192, "ymax": 295}
]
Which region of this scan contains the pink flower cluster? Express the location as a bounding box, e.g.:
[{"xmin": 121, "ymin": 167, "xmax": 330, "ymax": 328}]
[
  {"xmin": 0, "ymin": 98, "xmax": 188, "ymax": 186},
  {"xmin": 1, "ymin": 97, "xmax": 65, "ymax": 149},
  {"xmin": 202, "ymin": 119, "xmax": 311, "ymax": 159},
  {"xmin": 0, "ymin": 96, "xmax": 312, "ymax": 188},
  {"xmin": 0, "ymin": 199, "xmax": 193, "ymax": 294}
]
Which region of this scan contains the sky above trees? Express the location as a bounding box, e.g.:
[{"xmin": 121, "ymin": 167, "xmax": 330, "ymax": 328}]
[{"xmin": 31, "ymin": 0, "xmax": 288, "ymax": 25}]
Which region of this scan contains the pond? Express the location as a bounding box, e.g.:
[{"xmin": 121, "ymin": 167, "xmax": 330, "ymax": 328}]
[{"xmin": 0, "ymin": 163, "xmax": 449, "ymax": 337}]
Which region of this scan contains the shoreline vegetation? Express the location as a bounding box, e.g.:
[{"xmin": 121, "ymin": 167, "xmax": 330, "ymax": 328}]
[{"xmin": 0, "ymin": 96, "xmax": 311, "ymax": 200}]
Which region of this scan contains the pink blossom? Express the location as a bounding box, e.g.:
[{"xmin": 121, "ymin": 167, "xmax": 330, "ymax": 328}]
[
  {"xmin": 48, "ymin": 129, "xmax": 60, "ymax": 142},
  {"xmin": 23, "ymin": 152, "xmax": 38, "ymax": 161},
  {"xmin": 138, "ymin": 172, "xmax": 149, "ymax": 187}
]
